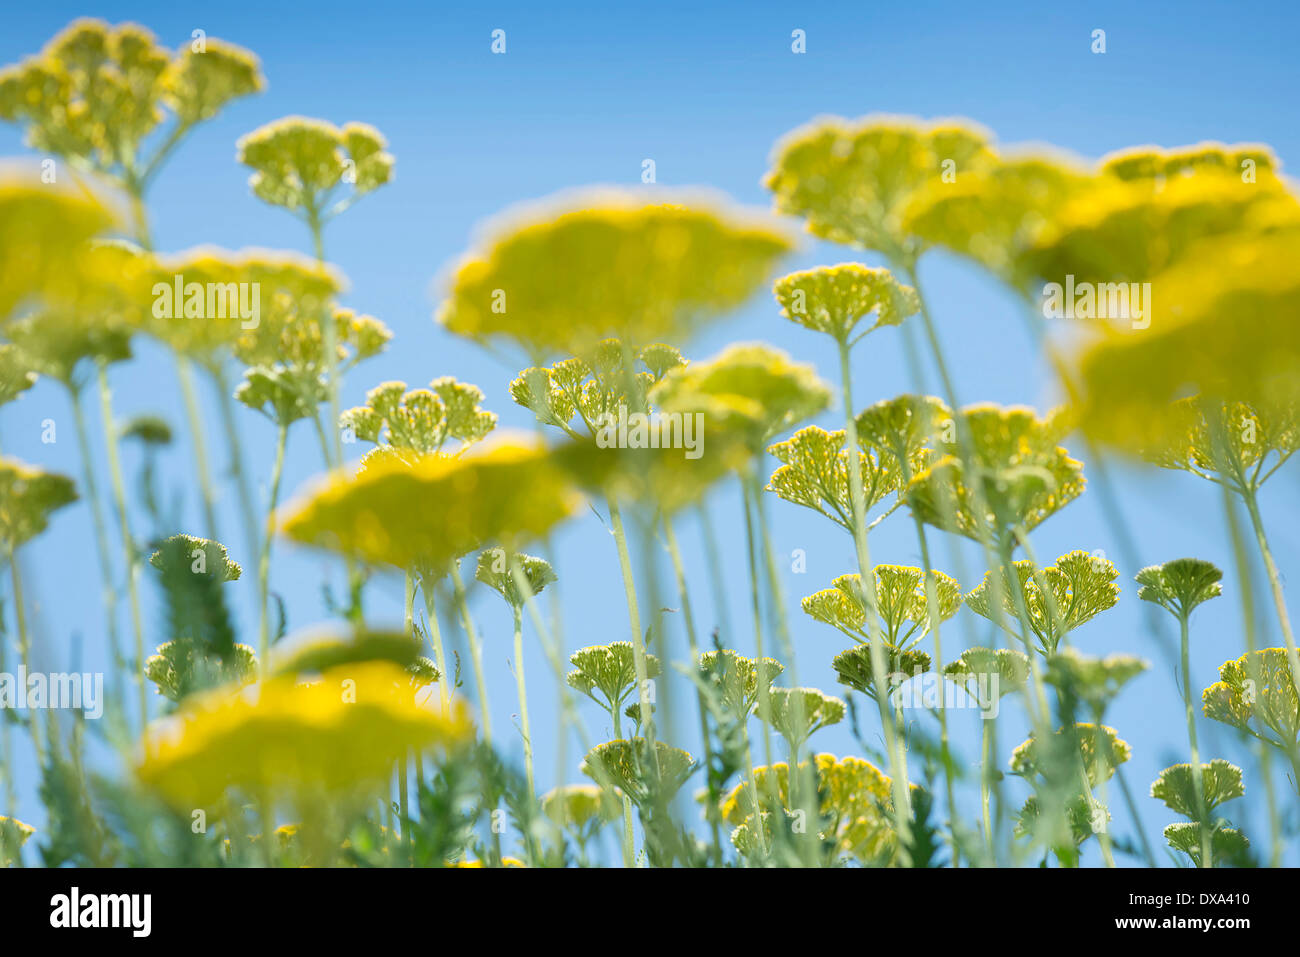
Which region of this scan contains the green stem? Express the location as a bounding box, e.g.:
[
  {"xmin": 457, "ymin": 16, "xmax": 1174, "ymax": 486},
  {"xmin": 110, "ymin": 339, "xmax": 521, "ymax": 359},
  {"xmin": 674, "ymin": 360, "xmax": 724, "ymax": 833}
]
[
  {"xmin": 1221, "ymin": 489, "xmax": 1284, "ymax": 865},
  {"xmin": 8, "ymin": 553, "xmax": 42, "ymax": 762},
  {"xmin": 835, "ymin": 337, "xmax": 913, "ymax": 850},
  {"xmin": 258, "ymin": 422, "xmax": 288, "ymax": 663},
  {"xmin": 97, "ymin": 362, "xmax": 148, "ymax": 732},
  {"xmin": 511, "ymin": 605, "xmax": 536, "ymax": 799},
  {"xmin": 1240, "ymin": 487, "xmax": 1300, "ymax": 697},
  {"xmin": 212, "ymin": 363, "xmax": 262, "ymax": 564},
  {"xmin": 980, "ymin": 720, "xmax": 993, "ymax": 854},
  {"xmin": 607, "ymin": 496, "xmax": 657, "ymax": 762},
  {"xmin": 419, "ymin": 578, "xmax": 451, "ymax": 712},
  {"xmin": 1178, "ymin": 613, "xmax": 1213, "ymax": 867},
  {"xmin": 610, "ymin": 702, "xmax": 637, "ymax": 866},
  {"xmin": 67, "ymin": 381, "xmax": 127, "ymax": 725},
  {"xmin": 175, "ymin": 355, "xmax": 220, "ymax": 539},
  {"xmin": 663, "ymin": 516, "xmax": 725, "ymax": 864},
  {"xmin": 449, "ymin": 563, "xmax": 492, "ymax": 744},
  {"xmin": 741, "ymin": 478, "xmax": 776, "ymax": 860}
]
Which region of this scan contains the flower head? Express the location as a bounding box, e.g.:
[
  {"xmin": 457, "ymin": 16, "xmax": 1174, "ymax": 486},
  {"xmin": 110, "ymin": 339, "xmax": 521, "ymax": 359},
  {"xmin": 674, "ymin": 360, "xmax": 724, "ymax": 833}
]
[
  {"xmin": 650, "ymin": 342, "xmax": 832, "ymax": 450},
  {"xmin": 966, "ymin": 550, "xmax": 1119, "ymax": 655},
  {"xmin": 0, "ymin": 456, "xmax": 77, "ymax": 551},
  {"xmin": 1134, "ymin": 558, "xmax": 1222, "ymax": 619},
  {"xmin": 437, "ymin": 190, "xmax": 793, "ymax": 356},
  {"xmin": 474, "ymin": 549, "xmax": 556, "ymax": 610},
  {"xmin": 237, "ymin": 116, "xmax": 393, "ymax": 213},
  {"xmin": 766, "ymin": 114, "xmax": 994, "ymax": 260},
  {"xmin": 772, "ymin": 263, "xmax": 918, "ymax": 342},
  {"xmin": 138, "ymin": 661, "xmax": 472, "ymax": 808},
  {"xmin": 905, "ymin": 404, "xmax": 1084, "ymax": 544},
  {"xmin": 279, "ymin": 434, "xmax": 583, "ymax": 573},
  {"xmin": 580, "ymin": 739, "xmax": 695, "ymax": 808}
]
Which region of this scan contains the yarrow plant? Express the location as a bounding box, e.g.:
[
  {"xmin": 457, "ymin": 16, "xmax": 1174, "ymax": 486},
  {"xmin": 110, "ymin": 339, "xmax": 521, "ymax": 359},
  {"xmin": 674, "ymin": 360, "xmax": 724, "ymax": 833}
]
[{"xmin": 1, "ymin": 17, "xmax": 1298, "ymax": 878}]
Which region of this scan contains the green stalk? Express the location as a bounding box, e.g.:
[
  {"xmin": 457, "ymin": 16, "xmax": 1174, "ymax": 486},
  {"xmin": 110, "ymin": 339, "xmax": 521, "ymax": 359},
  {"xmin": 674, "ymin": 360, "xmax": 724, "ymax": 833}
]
[
  {"xmin": 449, "ymin": 563, "xmax": 492, "ymax": 743},
  {"xmin": 1177, "ymin": 612, "xmax": 1213, "ymax": 867},
  {"xmin": 834, "ymin": 337, "xmax": 913, "ymax": 850},
  {"xmin": 1240, "ymin": 487, "xmax": 1300, "ymax": 697},
  {"xmin": 748, "ymin": 470, "xmax": 819, "ymax": 865},
  {"xmin": 511, "ymin": 604, "xmax": 536, "ymax": 799},
  {"xmin": 175, "ymin": 355, "xmax": 220, "ymax": 539},
  {"xmin": 211, "ymin": 363, "xmax": 262, "ymax": 563},
  {"xmin": 258, "ymin": 422, "xmax": 288, "ymax": 662},
  {"xmin": 1221, "ymin": 487, "xmax": 1284, "ymax": 865},
  {"xmin": 7, "ymin": 553, "xmax": 42, "ymax": 762},
  {"xmin": 663, "ymin": 516, "xmax": 725, "ymax": 863},
  {"xmin": 740, "ymin": 478, "xmax": 776, "ymax": 860},
  {"xmin": 609, "ymin": 693, "xmax": 637, "ymax": 866},
  {"xmin": 607, "ymin": 496, "xmax": 658, "ymax": 763},
  {"xmin": 980, "ymin": 720, "xmax": 994, "ymax": 853},
  {"xmin": 67, "ymin": 381, "xmax": 127, "ymax": 724},
  {"xmin": 97, "ymin": 362, "xmax": 148, "ymax": 732},
  {"xmin": 419, "ymin": 579, "xmax": 451, "ymax": 712}
]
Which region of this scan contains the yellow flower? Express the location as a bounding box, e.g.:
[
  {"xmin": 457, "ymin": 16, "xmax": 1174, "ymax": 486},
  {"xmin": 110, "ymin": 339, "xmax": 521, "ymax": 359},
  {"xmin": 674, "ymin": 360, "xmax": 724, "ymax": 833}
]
[
  {"xmin": 766, "ymin": 114, "xmax": 994, "ymax": 259},
  {"xmin": 341, "ymin": 377, "xmax": 495, "ymax": 455},
  {"xmin": 145, "ymin": 246, "xmax": 344, "ymax": 359},
  {"xmin": 904, "ymin": 153, "xmax": 1097, "ymax": 286},
  {"xmin": 905, "ymin": 403, "xmax": 1084, "ymax": 544},
  {"xmin": 772, "ymin": 263, "xmax": 918, "ymax": 341},
  {"xmin": 0, "ymin": 456, "xmax": 78, "ymax": 552},
  {"xmin": 278, "ymin": 433, "xmax": 583, "ymax": 572},
  {"xmin": 0, "ymin": 179, "xmax": 117, "ymax": 320},
  {"xmin": 649, "ymin": 342, "xmax": 832, "ymax": 450},
  {"xmin": 541, "ymin": 784, "xmax": 621, "ymax": 832},
  {"xmin": 0, "ymin": 20, "xmax": 260, "ymax": 175},
  {"xmin": 1011, "ymin": 724, "xmax": 1131, "ymax": 787},
  {"xmin": 1203, "ymin": 649, "xmax": 1299, "ymax": 747},
  {"xmin": 720, "ymin": 754, "xmax": 903, "ymax": 863},
  {"xmin": 236, "ymin": 116, "xmax": 394, "ymax": 212},
  {"xmin": 163, "ymin": 39, "xmax": 264, "ymax": 125},
  {"xmin": 138, "ymin": 661, "xmax": 472, "ymax": 808},
  {"xmin": 1072, "ymin": 227, "xmax": 1300, "ymax": 453},
  {"xmin": 581, "ymin": 739, "xmax": 696, "ymax": 808},
  {"xmin": 436, "ymin": 189, "xmax": 793, "ymax": 356},
  {"xmin": 803, "ymin": 565, "xmax": 962, "ymax": 646},
  {"xmin": 967, "ymin": 550, "xmax": 1121, "ymax": 655},
  {"xmin": 0, "ymin": 816, "xmax": 35, "ymax": 866}
]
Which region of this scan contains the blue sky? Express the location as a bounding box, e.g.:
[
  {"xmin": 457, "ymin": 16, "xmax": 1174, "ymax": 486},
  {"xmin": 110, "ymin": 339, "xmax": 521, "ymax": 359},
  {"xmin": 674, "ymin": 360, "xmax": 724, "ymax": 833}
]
[{"xmin": 3, "ymin": 0, "xmax": 1299, "ymax": 865}]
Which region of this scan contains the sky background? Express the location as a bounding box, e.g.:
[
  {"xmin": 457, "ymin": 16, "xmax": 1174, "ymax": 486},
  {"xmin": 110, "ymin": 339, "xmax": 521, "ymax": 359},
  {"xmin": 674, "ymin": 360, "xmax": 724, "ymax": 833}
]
[{"xmin": 3, "ymin": 0, "xmax": 1299, "ymax": 866}]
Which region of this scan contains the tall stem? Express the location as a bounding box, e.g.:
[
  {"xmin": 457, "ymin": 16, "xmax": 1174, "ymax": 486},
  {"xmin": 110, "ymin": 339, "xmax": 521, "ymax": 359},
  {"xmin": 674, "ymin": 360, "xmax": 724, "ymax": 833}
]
[
  {"xmin": 97, "ymin": 362, "xmax": 148, "ymax": 732},
  {"xmin": 258, "ymin": 423, "xmax": 288, "ymax": 662},
  {"xmin": 607, "ymin": 496, "xmax": 657, "ymax": 762},
  {"xmin": 8, "ymin": 554, "xmax": 42, "ymax": 762},
  {"xmin": 511, "ymin": 605, "xmax": 536, "ymax": 800},
  {"xmin": 1241, "ymin": 488, "xmax": 1300, "ymax": 696},
  {"xmin": 835, "ymin": 337, "xmax": 913, "ymax": 845},
  {"xmin": 212, "ymin": 364, "xmax": 262, "ymax": 563},
  {"xmin": 67, "ymin": 382, "xmax": 127, "ymax": 724},
  {"xmin": 1178, "ymin": 613, "xmax": 1212, "ymax": 868},
  {"xmin": 419, "ymin": 579, "xmax": 451, "ymax": 712},
  {"xmin": 175, "ymin": 355, "xmax": 220, "ymax": 539},
  {"xmin": 449, "ymin": 563, "xmax": 492, "ymax": 743},
  {"xmin": 662, "ymin": 516, "xmax": 724, "ymax": 862}
]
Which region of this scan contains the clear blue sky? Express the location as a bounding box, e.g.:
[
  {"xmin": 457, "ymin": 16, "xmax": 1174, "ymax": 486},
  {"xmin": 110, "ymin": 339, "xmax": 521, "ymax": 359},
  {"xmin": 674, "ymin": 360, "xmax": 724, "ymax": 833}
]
[{"xmin": 3, "ymin": 0, "xmax": 1298, "ymax": 865}]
